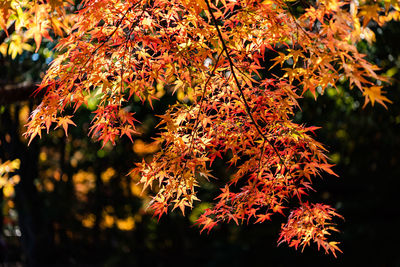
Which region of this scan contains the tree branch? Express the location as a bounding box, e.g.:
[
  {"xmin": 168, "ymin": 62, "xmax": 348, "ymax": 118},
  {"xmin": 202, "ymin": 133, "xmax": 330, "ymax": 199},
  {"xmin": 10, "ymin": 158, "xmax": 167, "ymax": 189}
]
[
  {"xmin": 204, "ymin": 0, "xmax": 285, "ymax": 167},
  {"xmin": 0, "ymin": 82, "xmax": 43, "ymax": 104},
  {"xmin": 0, "ymin": 21, "xmax": 15, "ymax": 45}
]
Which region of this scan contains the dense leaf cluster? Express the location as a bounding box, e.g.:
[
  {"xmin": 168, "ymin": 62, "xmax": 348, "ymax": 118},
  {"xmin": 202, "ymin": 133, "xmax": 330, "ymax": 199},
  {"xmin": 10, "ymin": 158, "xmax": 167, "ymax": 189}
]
[{"xmin": 1, "ymin": 0, "xmax": 398, "ymax": 256}]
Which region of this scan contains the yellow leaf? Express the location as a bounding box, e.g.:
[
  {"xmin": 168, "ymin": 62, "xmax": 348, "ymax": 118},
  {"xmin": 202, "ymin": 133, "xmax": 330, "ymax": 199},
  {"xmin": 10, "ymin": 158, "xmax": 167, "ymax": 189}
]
[{"xmin": 363, "ymin": 86, "xmax": 392, "ymax": 108}]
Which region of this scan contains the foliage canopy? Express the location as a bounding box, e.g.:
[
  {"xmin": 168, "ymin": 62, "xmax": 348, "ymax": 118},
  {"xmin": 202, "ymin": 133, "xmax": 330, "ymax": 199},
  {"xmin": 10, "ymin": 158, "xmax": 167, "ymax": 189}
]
[{"xmin": 2, "ymin": 0, "xmax": 399, "ymax": 256}]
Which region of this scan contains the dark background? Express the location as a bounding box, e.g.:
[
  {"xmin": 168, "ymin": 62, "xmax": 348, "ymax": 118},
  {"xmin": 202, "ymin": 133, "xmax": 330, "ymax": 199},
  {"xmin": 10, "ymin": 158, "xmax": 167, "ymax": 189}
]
[{"xmin": 0, "ymin": 11, "xmax": 399, "ymax": 267}]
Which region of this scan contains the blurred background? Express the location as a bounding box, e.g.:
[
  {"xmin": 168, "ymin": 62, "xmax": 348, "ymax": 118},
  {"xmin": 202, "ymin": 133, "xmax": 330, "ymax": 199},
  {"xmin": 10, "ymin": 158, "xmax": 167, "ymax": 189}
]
[{"xmin": 0, "ymin": 7, "xmax": 399, "ymax": 267}]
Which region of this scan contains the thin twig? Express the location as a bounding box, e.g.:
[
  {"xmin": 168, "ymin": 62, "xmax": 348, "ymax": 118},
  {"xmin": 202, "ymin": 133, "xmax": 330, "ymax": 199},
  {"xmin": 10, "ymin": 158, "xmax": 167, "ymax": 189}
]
[
  {"xmin": 188, "ymin": 51, "xmax": 223, "ymax": 156},
  {"xmin": 0, "ymin": 21, "xmax": 16, "ymax": 44},
  {"xmin": 82, "ymin": 3, "xmax": 140, "ymax": 68}
]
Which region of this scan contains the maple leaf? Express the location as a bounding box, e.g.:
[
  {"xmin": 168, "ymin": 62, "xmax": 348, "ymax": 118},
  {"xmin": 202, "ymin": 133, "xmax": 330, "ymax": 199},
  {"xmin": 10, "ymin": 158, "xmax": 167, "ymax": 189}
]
[
  {"xmin": 363, "ymin": 86, "xmax": 392, "ymax": 108},
  {"xmin": 120, "ymin": 125, "xmax": 137, "ymax": 143},
  {"xmin": 359, "ymin": 5, "xmax": 382, "ymax": 27},
  {"xmin": 55, "ymin": 116, "xmax": 77, "ymax": 136}
]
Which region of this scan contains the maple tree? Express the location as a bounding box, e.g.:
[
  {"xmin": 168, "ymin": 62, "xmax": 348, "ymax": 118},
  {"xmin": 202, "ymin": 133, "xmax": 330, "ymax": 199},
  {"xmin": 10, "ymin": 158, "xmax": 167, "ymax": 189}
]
[{"xmin": 2, "ymin": 0, "xmax": 399, "ymax": 256}]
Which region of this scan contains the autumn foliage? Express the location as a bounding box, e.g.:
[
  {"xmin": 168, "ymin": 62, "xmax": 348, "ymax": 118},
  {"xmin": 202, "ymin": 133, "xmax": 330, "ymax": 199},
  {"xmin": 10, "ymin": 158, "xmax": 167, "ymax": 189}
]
[
  {"xmin": 2, "ymin": 0, "xmax": 399, "ymax": 256},
  {"xmin": 0, "ymin": 0, "xmax": 74, "ymax": 58}
]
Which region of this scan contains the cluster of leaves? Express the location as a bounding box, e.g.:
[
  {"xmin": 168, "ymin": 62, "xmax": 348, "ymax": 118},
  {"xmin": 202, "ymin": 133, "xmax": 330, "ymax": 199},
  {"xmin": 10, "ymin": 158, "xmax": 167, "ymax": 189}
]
[
  {"xmin": 0, "ymin": 158, "xmax": 20, "ymax": 195},
  {"xmin": 13, "ymin": 0, "xmax": 399, "ymax": 256},
  {"xmin": 278, "ymin": 202, "xmax": 343, "ymax": 257},
  {"xmin": 0, "ymin": 0, "xmax": 74, "ymax": 58}
]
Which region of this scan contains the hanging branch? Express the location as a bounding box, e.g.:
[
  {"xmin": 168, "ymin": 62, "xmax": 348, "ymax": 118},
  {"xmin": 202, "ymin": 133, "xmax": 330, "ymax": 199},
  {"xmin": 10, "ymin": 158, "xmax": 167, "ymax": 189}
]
[{"xmin": 204, "ymin": 0, "xmax": 285, "ymax": 167}]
